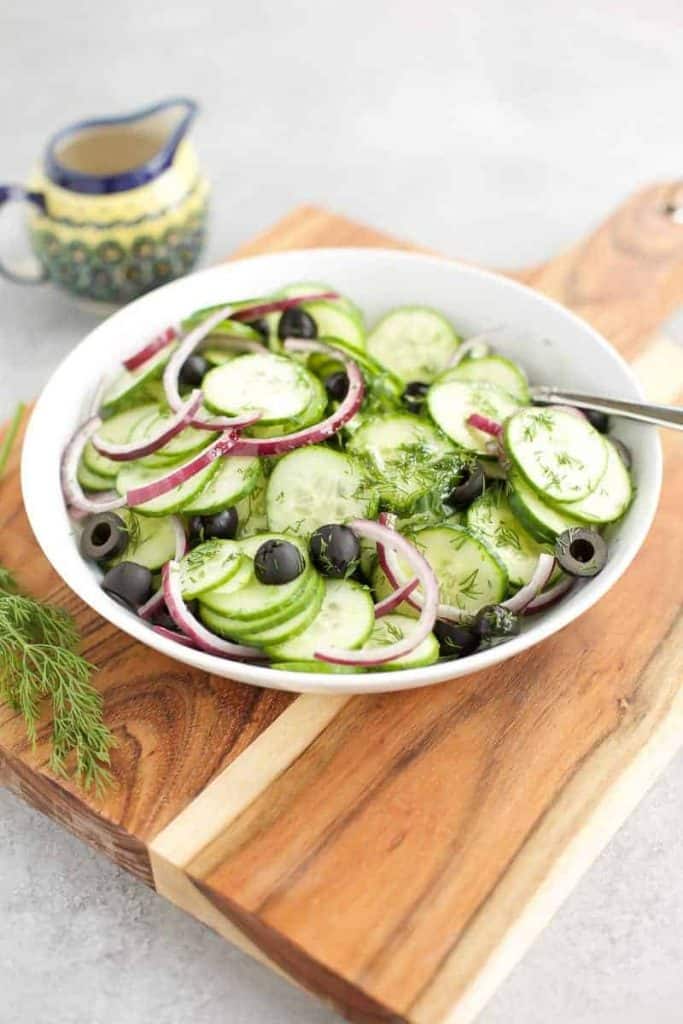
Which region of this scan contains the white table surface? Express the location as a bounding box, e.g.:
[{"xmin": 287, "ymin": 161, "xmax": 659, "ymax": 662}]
[{"xmin": 1, "ymin": 2, "xmax": 681, "ymax": 1022}]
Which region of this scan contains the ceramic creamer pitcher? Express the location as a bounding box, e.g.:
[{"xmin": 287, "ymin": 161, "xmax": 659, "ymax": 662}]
[{"xmin": 0, "ymin": 97, "xmax": 209, "ymax": 305}]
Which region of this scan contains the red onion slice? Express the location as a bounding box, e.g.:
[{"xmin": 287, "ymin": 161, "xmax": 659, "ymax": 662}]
[
  {"xmin": 162, "ymin": 306, "xmax": 261, "ymax": 432},
  {"xmin": 92, "ymin": 390, "xmax": 204, "ymax": 462},
  {"xmin": 137, "ymin": 517, "xmax": 187, "ymax": 620},
  {"xmin": 230, "ymin": 339, "xmax": 365, "ymax": 457},
  {"xmin": 126, "ymin": 431, "xmax": 237, "ymax": 507},
  {"xmin": 467, "ymin": 413, "xmax": 503, "ymax": 437},
  {"xmin": 61, "ymin": 416, "xmax": 126, "ymax": 516},
  {"xmin": 153, "ymin": 625, "xmax": 196, "ymax": 647},
  {"xmin": 314, "ymin": 518, "xmax": 438, "ymax": 667},
  {"xmin": 124, "ymin": 326, "xmax": 178, "ymax": 372},
  {"xmin": 374, "ymin": 576, "xmax": 420, "ymax": 617},
  {"xmin": 230, "ymin": 291, "xmax": 338, "ymax": 322},
  {"xmin": 524, "ymin": 574, "xmax": 574, "ymax": 614},
  {"xmin": 502, "ymin": 553, "xmax": 556, "ymax": 613},
  {"xmin": 162, "ymin": 561, "xmax": 262, "ymax": 659}
]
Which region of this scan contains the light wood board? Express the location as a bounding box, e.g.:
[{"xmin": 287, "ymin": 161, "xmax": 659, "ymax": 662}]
[{"xmin": 2, "ymin": 184, "xmax": 683, "ymax": 1023}]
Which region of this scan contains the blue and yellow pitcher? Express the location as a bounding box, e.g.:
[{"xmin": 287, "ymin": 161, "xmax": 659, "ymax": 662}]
[{"xmin": 0, "ymin": 97, "xmax": 209, "ymax": 305}]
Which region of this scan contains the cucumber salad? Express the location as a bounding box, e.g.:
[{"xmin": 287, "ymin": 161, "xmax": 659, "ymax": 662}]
[{"xmin": 62, "ymin": 285, "xmax": 633, "ymax": 674}]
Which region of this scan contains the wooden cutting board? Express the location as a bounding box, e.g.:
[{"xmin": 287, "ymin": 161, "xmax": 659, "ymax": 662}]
[{"xmin": 2, "ymin": 186, "xmax": 683, "ymax": 1024}]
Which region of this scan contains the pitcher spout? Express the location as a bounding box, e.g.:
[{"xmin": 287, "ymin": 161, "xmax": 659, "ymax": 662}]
[{"xmin": 45, "ymin": 97, "xmax": 198, "ymax": 195}]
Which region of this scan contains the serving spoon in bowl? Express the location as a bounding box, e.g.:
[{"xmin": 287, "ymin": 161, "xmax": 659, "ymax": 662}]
[{"xmin": 531, "ymin": 386, "xmax": 683, "ymax": 431}]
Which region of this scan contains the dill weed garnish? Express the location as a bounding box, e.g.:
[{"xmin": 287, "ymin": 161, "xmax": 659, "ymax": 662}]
[{"xmin": 0, "ymin": 403, "xmax": 115, "ymax": 792}]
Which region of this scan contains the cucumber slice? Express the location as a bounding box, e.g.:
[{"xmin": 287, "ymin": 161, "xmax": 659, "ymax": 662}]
[
  {"xmin": 367, "ymin": 306, "xmax": 460, "ymax": 383},
  {"xmin": 371, "ymin": 561, "xmax": 419, "ymax": 619},
  {"xmin": 181, "ymin": 455, "xmax": 260, "ymax": 515},
  {"xmin": 346, "ymin": 414, "xmax": 456, "ymax": 513},
  {"xmin": 300, "ymin": 301, "xmax": 366, "ymax": 352},
  {"xmin": 552, "ymin": 438, "xmax": 633, "ymax": 524},
  {"xmin": 508, "ymin": 470, "xmax": 583, "ymax": 542},
  {"xmin": 77, "ymin": 461, "xmax": 115, "ymax": 492},
  {"xmin": 427, "ymin": 379, "xmax": 522, "ymax": 455},
  {"xmin": 266, "ymin": 446, "xmax": 374, "ymax": 537},
  {"xmin": 466, "ymin": 485, "xmax": 552, "ymax": 588},
  {"xmin": 130, "ymin": 408, "xmax": 218, "ymax": 462},
  {"xmin": 505, "ymin": 407, "xmax": 608, "ymax": 502},
  {"xmin": 443, "ymin": 355, "xmax": 529, "ymax": 401},
  {"xmin": 247, "ymin": 373, "xmax": 327, "ymax": 438},
  {"xmin": 100, "ymin": 345, "xmax": 175, "ymax": 416},
  {"xmin": 200, "ymin": 533, "xmax": 312, "ymax": 621},
  {"xmin": 235, "ymin": 471, "xmax": 269, "ymax": 538},
  {"xmin": 115, "ymin": 457, "xmax": 220, "ymax": 516},
  {"xmin": 178, "ymin": 540, "xmax": 243, "ymax": 599},
  {"xmin": 84, "ymin": 403, "xmax": 158, "ymax": 478},
  {"xmin": 108, "ymin": 510, "xmax": 180, "ymax": 570},
  {"xmin": 365, "ymin": 614, "xmax": 439, "ymax": 670},
  {"xmin": 399, "ymin": 525, "xmax": 508, "ymax": 615},
  {"xmin": 202, "ymin": 348, "xmax": 236, "ymax": 367},
  {"xmin": 203, "ymin": 352, "xmax": 318, "ymax": 425},
  {"xmin": 202, "ymin": 573, "xmax": 325, "ymax": 645},
  {"xmin": 278, "ymin": 281, "xmax": 365, "ymax": 328},
  {"xmin": 266, "ymin": 578, "xmax": 374, "ymax": 661},
  {"xmin": 202, "ymin": 569, "xmax": 320, "ymax": 637}
]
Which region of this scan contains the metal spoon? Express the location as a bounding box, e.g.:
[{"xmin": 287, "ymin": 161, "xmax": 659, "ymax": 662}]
[{"xmin": 530, "ymin": 386, "xmax": 683, "ymax": 431}]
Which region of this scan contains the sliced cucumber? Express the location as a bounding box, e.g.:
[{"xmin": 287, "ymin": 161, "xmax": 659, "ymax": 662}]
[
  {"xmin": 266, "ymin": 446, "xmax": 374, "ymax": 537},
  {"xmin": 202, "ymin": 573, "xmax": 325, "ymax": 645},
  {"xmin": 77, "ymin": 461, "xmax": 115, "ymax": 492},
  {"xmin": 178, "ymin": 540, "xmax": 243, "ymax": 599},
  {"xmin": 201, "ymin": 533, "xmax": 312, "ymax": 621},
  {"xmin": 100, "ymin": 346, "xmax": 175, "ymax": 416},
  {"xmin": 371, "ymin": 561, "xmax": 418, "ymax": 619},
  {"xmin": 365, "ymin": 613, "xmax": 439, "ymax": 670},
  {"xmin": 247, "ymin": 373, "xmax": 327, "ymax": 438},
  {"xmin": 427, "ymin": 379, "xmax": 522, "ymax": 456},
  {"xmin": 466, "ymin": 485, "xmax": 552, "ymax": 588},
  {"xmin": 130, "ymin": 408, "xmax": 218, "ymax": 463},
  {"xmin": 266, "ymin": 578, "xmax": 374, "ymax": 661},
  {"xmin": 202, "ymin": 568, "xmax": 320, "ymax": 637},
  {"xmin": 182, "ymin": 455, "xmax": 260, "ymax": 516},
  {"xmin": 202, "ymin": 348, "xmax": 236, "ymax": 367},
  {"xmin": 505, "ymin": 407, "xmax": 608, "ymax": 503},
  {"xmin": 203, "ymin": 352, "xmax": 318, "ymax": 425},
  {"xmin": 108, "ymin": 510, "xmax": 180, "ymax": 570},
  {"xmin": 115, "ymin": 457, "xmax": 220, "ymax": 516},
  {"xmin": 278, "ymin": 281, "xmax": 365, "ymax": 328},
  {"xmin": 301, "ymin": 301, "xmax": 366, "ymax": 351},
  {"xmin": 84, "ymin": 403, "xmax": 158, "ymax": 478},
  {"xmin": 367, "ymin": 306, "xmax": 460, "ymax": 383},
  {"xmin": 552, "ymin": 438, "xmax": 633, "ymax": 524},
  {"xmin": 508, "ymin": 470, "xmax": 583, "ymax": 542},
  {"xmin": 402, "ymin": 525, "xmax": 508, "ymax": 615},
  {"xmin": 346, "ymin": 413, "xmax": 456, "ymax": 513},
  {"xmin": 443, "ymin": 355, "xmax": 529, "ymax": 401},
  {"xmin": 235, "ymin": 471, "xmax": 269, "ymax": 538}
]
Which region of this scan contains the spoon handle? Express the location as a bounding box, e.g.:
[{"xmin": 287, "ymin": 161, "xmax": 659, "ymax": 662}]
[{"xmin": 530, "ymin": 386, "xmax": 683, "ymax": 431}]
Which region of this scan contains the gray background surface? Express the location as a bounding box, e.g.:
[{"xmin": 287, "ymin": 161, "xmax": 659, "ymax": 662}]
[{"xmin": 1, "ymin": 1, "xmax": 682, "ymax": 1022}]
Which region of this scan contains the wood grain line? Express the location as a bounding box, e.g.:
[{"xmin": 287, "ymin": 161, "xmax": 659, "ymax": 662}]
[
  {"xmin": 150, "ymin": 693, "xmax": 349, "ymax": 872},
  {"xmin": 410, "ymin": 610, "xmax": 683, "ymax": 1024}
]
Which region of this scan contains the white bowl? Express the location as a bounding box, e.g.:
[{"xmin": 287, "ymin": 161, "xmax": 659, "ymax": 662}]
[{"xmin": 21, "ymin": 248, "xmax": 662, "ymax": 694}]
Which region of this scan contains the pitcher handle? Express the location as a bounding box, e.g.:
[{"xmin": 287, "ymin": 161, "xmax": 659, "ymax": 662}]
[{"xmin": 0, "ymin": 185, "xmax": 49, "ymax": 284}]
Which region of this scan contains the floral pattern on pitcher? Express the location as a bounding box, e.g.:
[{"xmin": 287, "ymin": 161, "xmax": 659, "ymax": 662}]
[{"xmin": 0, "ymin": 98, "xmax": 209, "ymax": 306}]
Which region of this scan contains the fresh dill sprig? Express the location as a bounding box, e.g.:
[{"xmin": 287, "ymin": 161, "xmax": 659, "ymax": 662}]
[{"xmin": 0, "ymin": 403, "xmax": 115, "ymax": 792}]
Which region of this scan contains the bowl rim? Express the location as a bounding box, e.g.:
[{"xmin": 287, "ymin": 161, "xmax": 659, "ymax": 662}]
[{"xmin": 21, "ymin": 246, "xmax": 663, "ymax": 694}]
